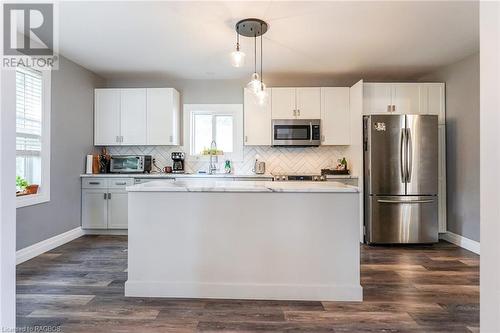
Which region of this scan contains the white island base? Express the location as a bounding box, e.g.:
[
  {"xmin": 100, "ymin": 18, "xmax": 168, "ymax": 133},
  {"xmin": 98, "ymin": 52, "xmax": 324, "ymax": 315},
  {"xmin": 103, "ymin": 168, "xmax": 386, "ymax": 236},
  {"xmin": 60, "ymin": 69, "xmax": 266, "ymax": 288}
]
[{"xmin": 125, "ymin": 181, "xmax": 362, "ymax": 301}]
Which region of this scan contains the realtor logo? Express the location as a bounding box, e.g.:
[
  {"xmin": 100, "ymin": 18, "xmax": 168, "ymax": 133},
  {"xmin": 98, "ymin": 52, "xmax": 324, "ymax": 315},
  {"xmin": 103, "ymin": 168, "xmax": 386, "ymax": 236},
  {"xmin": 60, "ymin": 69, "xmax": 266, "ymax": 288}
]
[{"xmin": 2, "ymin": 3, "xmax": 58, "ymax": 69}]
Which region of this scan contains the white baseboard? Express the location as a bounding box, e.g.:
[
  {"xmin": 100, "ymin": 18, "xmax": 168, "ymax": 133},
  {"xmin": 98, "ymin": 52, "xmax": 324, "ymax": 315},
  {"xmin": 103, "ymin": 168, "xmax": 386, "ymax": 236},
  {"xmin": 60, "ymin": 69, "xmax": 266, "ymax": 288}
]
[
  {"xmin": 16, "ymin": 226, "xmax": 84, "ymax": 265},
  {"xmin": 125, "ymin": 281, "xmax": 363, "ymax": 302},
  {"xmin": 440, "ymin": 231, "xmax": 480, "ymax": 255},
  {"xmin": 83, "ymin": 229, "xmax": 128, "ymax": 236}
]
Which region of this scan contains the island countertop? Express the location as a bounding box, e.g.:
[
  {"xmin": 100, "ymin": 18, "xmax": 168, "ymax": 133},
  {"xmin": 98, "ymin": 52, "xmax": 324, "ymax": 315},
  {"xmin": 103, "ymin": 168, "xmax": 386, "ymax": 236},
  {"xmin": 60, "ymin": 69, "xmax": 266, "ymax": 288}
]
[{"xmin": 126, "ymin": 179, "xmax": 359, "ymax": 193}]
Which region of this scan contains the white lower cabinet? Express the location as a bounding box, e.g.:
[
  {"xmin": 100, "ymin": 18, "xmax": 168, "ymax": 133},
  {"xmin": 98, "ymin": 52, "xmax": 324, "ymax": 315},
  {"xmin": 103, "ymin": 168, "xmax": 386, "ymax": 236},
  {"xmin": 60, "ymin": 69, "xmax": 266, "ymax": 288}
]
[
  {"xmin": 81, "ymin": 178, "xmax": 132, "ymax": 230},
  {"xmin": 82, "ymin": 189, "xmax": 108, "ymax": 229},
  {"xmin": 107, "ymin": 190, "xmax": 129, "ymax": 229}
]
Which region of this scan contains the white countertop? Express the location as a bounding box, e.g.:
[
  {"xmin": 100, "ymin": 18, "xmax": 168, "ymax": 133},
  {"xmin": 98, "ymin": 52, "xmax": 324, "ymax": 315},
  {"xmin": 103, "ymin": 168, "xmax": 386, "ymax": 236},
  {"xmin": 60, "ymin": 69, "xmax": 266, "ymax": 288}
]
[
  {"xmin": 126, "ymin": 180, "xmax": 359, "ymax": 193},
  {"xmin": 80, "ymin": 173, "xmax": 357, "ymax": 179},
  {"xmin": 80, "ymin": 173, "xmax": 274, "ymax": 178}
]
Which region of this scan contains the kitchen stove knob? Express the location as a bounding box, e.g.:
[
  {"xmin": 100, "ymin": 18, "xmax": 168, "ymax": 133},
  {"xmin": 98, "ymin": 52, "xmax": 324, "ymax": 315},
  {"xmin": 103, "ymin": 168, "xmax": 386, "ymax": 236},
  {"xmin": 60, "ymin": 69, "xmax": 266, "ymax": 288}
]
[
  {"xmin": 281, "ymin": 176, "xmax": 286, "ymax": 181},
  {"xmin": 313, "ymin": 176, "xmax": 318, "ymax": 181}
]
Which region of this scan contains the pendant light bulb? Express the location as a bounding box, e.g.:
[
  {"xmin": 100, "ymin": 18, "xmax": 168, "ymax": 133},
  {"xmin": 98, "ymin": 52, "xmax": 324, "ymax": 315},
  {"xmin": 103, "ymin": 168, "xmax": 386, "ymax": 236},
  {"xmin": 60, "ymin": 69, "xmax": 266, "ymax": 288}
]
[
  {"xmin": 247, "ymin": 72, "xmax": 260, "ymax": 94},
  {"xmin": 256, "ymin": 82, "xmax": 268, "ymax": 105},
  {"xmin": 230, "ymin": 47, "xmax": 245, "ymax": 68}
]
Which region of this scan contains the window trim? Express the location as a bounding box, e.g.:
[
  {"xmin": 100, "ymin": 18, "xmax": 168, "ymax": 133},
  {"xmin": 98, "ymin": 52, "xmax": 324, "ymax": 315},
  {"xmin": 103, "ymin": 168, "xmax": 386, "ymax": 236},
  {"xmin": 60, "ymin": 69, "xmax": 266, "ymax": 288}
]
[
  {"xmin": 16, "ymin": 69, "xmax": 51, "ymax": 209},
  {"xmin": 183, "ymin": 104, "xmax": 243, "ymax": 162}
]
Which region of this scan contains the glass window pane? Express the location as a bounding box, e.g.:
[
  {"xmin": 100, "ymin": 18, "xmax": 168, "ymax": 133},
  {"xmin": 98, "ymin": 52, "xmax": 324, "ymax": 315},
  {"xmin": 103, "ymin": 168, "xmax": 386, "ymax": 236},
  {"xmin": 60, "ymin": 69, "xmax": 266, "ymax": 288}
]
[
  {"xmin": 192, "ymin": 114, "xmax": 213, "ymax": 155},
  {"xmin": 16, "ymin": 68, "xmax": 43, "ymax": 187},
  {"xmin": 215, "ymin": 115, "xmax": 233, "ymax": 153}
]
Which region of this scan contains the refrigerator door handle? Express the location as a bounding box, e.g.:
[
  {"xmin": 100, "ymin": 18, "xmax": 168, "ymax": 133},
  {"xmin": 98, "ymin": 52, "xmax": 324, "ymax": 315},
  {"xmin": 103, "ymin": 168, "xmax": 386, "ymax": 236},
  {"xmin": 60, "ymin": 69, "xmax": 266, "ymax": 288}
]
[
  {"xmin": 377, "ymin": 199, "xmax": 435, "ymax": 204},
  {"xmin": 406, "ymin": 128, "xmax": 413, "ymax": 183},
  {"xmin": 400, "ymin": 129, "xmax": 406, "ymax": 183}
]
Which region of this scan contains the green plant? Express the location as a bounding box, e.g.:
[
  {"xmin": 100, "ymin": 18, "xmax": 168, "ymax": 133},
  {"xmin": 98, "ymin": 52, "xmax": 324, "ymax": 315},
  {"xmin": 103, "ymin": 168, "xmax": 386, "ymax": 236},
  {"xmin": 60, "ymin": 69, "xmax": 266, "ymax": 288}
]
[{"xmin": 16, "ymin": 176, "xmax": 29, "ymax": 190}]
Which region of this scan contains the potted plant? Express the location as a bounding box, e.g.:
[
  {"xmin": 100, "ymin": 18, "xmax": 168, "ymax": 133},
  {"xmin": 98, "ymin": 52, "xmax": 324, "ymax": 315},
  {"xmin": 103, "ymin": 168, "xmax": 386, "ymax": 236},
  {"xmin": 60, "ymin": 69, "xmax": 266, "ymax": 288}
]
[
  {"xmin": 16, "ymin": 176, "xmax": 28, "ymax": 194},
  {"xmin": 16, "ymin": 176, "xmax": 39, "ymax": 196}
]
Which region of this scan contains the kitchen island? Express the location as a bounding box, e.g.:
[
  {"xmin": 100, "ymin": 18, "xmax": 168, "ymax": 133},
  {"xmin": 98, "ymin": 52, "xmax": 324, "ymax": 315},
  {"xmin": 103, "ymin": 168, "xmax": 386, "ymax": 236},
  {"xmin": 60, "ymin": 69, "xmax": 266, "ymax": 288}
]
[{"xmin": 125, "ymin": 180, "xmax": 362, "ymax": 301}]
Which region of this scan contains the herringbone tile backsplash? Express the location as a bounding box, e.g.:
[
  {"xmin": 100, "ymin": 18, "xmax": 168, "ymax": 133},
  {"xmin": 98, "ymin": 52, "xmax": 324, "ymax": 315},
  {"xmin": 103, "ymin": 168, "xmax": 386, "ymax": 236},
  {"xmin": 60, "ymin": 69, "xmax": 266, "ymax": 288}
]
[{"xmin": 107, "ymin": 146, "xmax": 351, "ymax": 175}]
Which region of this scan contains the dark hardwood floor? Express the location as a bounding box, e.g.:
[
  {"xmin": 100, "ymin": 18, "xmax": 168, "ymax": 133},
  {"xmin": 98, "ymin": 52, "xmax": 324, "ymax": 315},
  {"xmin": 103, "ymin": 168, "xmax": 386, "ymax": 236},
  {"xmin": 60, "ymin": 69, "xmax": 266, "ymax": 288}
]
[{"xmin": 16, "ymin": 236, "xmax": 479, "ymax": 332}]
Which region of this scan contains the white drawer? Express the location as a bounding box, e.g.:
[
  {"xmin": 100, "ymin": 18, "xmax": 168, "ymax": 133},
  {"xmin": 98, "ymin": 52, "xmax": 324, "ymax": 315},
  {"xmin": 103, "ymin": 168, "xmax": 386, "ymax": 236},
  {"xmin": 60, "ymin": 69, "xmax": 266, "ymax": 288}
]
[
  {"xmin": 82, "ymin": 178, "xmax": 108, "ymax": 189},
  {"xmin": 108, "ymin": 178, "xmax": 134, "ymax": 189}
]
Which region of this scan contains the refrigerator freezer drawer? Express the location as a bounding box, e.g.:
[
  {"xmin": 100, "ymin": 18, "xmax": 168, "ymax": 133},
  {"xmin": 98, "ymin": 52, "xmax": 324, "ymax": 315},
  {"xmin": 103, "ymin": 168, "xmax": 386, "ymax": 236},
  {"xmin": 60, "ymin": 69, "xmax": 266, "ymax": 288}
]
[{"xmin": 366, "ymin": 195, "xmax": 438, "ymax": 244}]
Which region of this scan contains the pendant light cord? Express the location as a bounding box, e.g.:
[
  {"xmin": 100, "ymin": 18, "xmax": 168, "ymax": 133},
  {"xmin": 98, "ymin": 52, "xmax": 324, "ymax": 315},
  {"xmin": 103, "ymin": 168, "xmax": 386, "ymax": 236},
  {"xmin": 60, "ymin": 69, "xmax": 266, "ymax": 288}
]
[
  {"xmin": 260, "ymin": 23, "xmax": 263, "ymax": 89},
  {"xmin": 236, "ymin": 26, "xmax": 240, "ymax": 51},
  {"xmin": 254, "ymin": 34, "xmax": 257, "ymax": 74}
]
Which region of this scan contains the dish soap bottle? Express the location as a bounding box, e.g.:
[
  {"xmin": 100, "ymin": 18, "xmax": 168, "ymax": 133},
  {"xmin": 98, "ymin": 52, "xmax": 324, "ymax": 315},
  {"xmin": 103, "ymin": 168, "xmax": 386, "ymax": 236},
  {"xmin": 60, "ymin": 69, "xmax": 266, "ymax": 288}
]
[{"xmin": 224, "ymin": 160, "xmax": 232, "ymax": 174}]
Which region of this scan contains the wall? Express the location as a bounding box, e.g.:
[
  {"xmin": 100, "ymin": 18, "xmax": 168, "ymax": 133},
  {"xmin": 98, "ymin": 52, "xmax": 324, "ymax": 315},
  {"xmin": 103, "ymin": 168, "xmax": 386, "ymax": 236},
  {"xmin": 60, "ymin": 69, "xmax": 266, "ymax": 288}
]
[
  {"xmin": 0, "ymin": 69, "xmax": 17, "ymax": 328},
  {"xmin": 480, "ymin": 2, "xmax": 500, "ymax": 331},
  {"xmin": 16, "ymin": 56, "xmax": 105, "ymax": 250},
  {"xmin": 419, "ymin": 53, "xmax": 480, "ymax": 242}
]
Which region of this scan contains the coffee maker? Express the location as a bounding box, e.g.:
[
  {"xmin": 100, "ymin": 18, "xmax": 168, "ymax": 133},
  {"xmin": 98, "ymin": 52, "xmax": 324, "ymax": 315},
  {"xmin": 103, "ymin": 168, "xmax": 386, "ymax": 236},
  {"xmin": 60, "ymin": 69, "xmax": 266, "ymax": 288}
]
[{"xmin": 171, "ymin": 152, "xmax": 185, "ymax": 174}]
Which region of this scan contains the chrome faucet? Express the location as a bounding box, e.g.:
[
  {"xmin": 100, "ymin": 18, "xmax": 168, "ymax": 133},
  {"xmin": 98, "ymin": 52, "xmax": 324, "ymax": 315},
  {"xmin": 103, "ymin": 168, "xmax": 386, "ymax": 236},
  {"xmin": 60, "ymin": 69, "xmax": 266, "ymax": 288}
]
[{"xmin": 209, "ymin": 140, "xmax": 218, "ymax": 175}]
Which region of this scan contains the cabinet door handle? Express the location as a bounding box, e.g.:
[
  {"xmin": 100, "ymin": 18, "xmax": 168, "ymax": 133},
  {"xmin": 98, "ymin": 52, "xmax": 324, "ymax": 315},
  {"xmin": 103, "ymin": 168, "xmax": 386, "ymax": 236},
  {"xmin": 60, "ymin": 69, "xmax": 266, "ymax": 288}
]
[
  {"xmin": 169, "ymin": 135, "xmax": 173, "ymax": 143},
  {"xmin": 108, "ymin": 193, "xmax": 111, "ymax": 199},
  {"xmin": 387, "ymin": 105, "xmax": 391, "ymax": 112},
  {"xmin": 116, "ymin": 136, "xmax": 120, "ymax": 142},
  {"xmin": 104, "ymin": 193, "xmax": 107, "ymax": 200},
  {"xmin": 115, "ymin": 182, "xmax": 126, "ymax": 185},
  {"xmin": 392, "ymin": 105, "xmax": 396, "ymax": 112},
  {"xmin": 297, "ymin": 109, "xmax": 300, "ymax": 116},
  {"xmin": 89, "ymin": 181, "xmax": 100, "ymax": 185},
  {"xmin": 245, "ymin": 135, "xmax": 248, "ymax": 143},
  {"xmin": 293, "ymin": 110, "xmax": 296, "ymax": 116}
]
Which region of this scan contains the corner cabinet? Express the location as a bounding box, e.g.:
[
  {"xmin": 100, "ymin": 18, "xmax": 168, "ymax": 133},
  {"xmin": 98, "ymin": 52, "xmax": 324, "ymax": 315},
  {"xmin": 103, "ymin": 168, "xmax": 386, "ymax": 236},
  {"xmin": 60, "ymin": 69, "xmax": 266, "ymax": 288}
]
[
  {"xmin": 243, "ymin": 88, "xmax": 272, "ymax": 145},
  {"xmin": 320, "ymin": 87, "xmax": 350, "ymax": 145},
  {"xmin": 94, "ymin": 88, "xmax": 180, "ymax": 146},
  {"xmin": 81, "ymin": 178, "xmax": 133, "ymax": 230}
]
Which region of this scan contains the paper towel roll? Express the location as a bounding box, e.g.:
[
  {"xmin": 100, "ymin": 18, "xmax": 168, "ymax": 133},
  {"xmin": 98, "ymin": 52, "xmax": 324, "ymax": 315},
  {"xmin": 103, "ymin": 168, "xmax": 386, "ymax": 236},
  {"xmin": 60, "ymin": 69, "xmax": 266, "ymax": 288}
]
[{"xmin": 86, "ymin": 155, "xmax": 93, "ymax": 174}]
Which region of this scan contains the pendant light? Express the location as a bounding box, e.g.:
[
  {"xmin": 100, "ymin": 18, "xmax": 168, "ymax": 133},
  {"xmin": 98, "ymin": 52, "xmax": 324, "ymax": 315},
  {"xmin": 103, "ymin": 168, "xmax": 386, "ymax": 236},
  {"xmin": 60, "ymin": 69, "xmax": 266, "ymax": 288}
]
[
  {"xmin": 230, "ymin": 27, "xmax": 245, "ymax": 67},
  {"xmin": 247, "ymin": 35, "xmax": 260, "ymax": 94},
  {"xmin": 233, "ymin": 18, "xmax": 269, "ymax": 103}
]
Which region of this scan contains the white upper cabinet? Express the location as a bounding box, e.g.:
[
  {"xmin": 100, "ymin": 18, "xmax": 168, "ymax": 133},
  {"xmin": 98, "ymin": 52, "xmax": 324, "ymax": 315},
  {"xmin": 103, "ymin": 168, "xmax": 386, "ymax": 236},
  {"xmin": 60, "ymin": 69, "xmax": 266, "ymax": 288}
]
[
  {"xmin": 94, "ymin": 88, "xmax": 181, "ymax": 146},
  {"xmin": 271, "ymin": 87, "xmax": 321, "ymax": 119},
  {"xmin": 120, "ymin": 89, "xmax": 147, "ymax": 145},
  {"xmin": 271, "ymin": 88, "xmax": 296, "ymax": 119},
  {"xmin": 363, "ymin": 82, "xmax": 445, "ymax": 123},
  {"xmin": 320, "ymin": 87, "xmax": 350, "ymax": 145},
  {"xmin": 420, "ymin": 83, "xmax": 445, "ymax": 124},
  {"xmin": 244, "ymin": 88, "xmax": 272, "ymax": 145},
  {"xmin": 94, "ymin": 89, "xmax": 121, "ymax": 145},
  {"xmin": 391, "ymin": 83, "xmax": 421, "ymax": 114},
  {"xmin": 363, "ymin": 83, "xmax": 392, "ymax": 114},
  {"xmin": 147, "ymin": 88, "xmax": 180, "ymax": 145},
  {"xmin": 296, "ymin": 87, "xmax": 321, "ymax": 119}
]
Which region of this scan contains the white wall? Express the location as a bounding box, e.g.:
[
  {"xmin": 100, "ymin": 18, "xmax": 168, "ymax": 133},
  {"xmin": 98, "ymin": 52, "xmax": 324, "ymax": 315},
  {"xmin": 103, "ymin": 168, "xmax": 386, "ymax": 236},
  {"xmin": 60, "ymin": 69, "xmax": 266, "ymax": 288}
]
[
  {"xmin": 419, "ymin": 53, "xmax": 480, "ymax": 242},
  {"xmin": 16, "ymin": 56, "xmax": 106, "ymax": 250},
  {"xmin": 0, "ymin": 70, "xmax": 17, "ymax": 329},
  {"xmin": 480, "ymin": 2, "xmax": 500, "ymax": 332}
]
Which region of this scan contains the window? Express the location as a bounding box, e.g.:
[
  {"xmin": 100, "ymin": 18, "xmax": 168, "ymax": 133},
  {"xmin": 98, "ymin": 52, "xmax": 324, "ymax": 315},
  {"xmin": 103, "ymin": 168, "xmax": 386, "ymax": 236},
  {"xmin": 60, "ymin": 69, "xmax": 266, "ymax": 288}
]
[
  {"xmin": 184, "ymin": 104, "xmax": 243, "ymax": 160},
  {"xmin": 16, "ymin": 67, "xmax": 51, "ymax": 208}
]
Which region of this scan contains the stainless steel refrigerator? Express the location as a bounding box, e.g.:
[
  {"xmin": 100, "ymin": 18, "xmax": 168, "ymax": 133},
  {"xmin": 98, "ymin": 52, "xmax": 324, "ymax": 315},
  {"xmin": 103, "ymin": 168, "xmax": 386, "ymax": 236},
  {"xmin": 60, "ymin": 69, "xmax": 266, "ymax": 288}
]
[{"xmin": 363, "ymin": 114, "xmax": 438, "ymax": 244}]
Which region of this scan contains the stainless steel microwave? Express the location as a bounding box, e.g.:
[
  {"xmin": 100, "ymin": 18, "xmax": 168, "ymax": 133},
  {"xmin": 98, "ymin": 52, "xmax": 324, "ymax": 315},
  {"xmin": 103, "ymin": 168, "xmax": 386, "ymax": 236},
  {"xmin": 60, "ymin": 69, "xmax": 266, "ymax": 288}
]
[
  {"xmin": 272, "ymin": 119, "xmax": 321, "ymax": 147},
  {"xmin": 110, "ymin": 155, "xmax": 152, "ymax": 173}
]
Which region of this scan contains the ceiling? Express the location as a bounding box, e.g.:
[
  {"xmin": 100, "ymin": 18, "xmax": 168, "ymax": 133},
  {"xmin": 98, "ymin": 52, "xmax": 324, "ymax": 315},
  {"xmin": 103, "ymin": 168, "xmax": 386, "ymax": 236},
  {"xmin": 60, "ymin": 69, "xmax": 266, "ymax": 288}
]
[{"xmin": 58, "ymin": 1, "xmax": 479, "ymax": 80}]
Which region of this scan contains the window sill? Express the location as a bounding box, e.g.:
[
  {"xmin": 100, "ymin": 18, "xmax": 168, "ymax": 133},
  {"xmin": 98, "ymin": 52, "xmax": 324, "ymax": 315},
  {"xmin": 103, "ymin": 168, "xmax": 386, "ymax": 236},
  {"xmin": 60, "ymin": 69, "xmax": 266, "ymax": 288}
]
[{"xmin": 16, "ymin": 192, "xmax": 50, "ymax": 208}]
